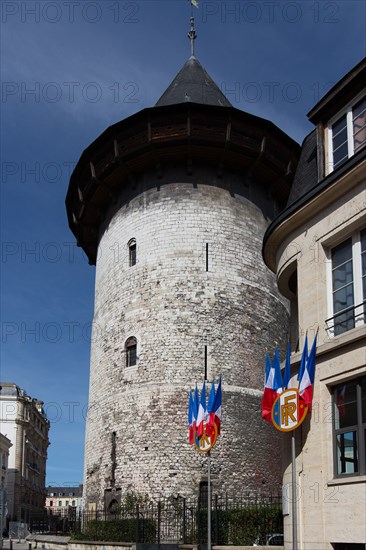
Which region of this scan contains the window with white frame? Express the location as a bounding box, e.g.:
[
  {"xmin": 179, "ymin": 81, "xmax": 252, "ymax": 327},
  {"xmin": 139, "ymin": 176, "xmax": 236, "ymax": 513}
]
[
  {"xmin": 333, "ymin": 378, "xmax": 366, "ymax": 477},
  {"xmin": 328, "ymin": 94, "xmax": 366, "ymax": 173},
  {"xmin": 327, "ymin": 228, "xmax": 366, "ymax": 336}
]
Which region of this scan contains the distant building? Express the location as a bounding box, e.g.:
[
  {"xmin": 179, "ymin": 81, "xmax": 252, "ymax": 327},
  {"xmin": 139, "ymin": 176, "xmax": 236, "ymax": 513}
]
[
  {"xmin": 0, "ymin": 383, "xmax": 50, "ymax": 524},
  {"xmin": 0, "ymin": 433, "xmax": 12, "ymax": 537},
  {"xmin": 45, "ymin": 485, "xmax": 83, "ymax": 514},
  {"xmin": 263, "ymin": 58, "xmax": 366, "ymax": 549}
]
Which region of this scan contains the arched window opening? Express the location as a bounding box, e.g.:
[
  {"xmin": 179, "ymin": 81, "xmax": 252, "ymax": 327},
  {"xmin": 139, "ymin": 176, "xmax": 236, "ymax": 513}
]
[
  {"xmin": 128, "ymin": 239, "xmax": 136, "ymax": 267},
  {"xmin": 108, "ymin": 499, "xmax": 119, "ymax": 516},
  {"xmin": 125, "ymin": 337, "xmax": 137, "ymax": 367}
]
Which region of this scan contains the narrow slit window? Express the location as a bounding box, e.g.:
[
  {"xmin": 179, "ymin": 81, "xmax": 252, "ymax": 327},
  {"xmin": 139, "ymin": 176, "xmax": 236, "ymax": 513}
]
[
  {"xmin": 125, "ymin": 337, "xmax": 137, "ymax": 367},
  {"xmin": 128, "ymin": 239, "xmax": 136, "ymax": 267}
]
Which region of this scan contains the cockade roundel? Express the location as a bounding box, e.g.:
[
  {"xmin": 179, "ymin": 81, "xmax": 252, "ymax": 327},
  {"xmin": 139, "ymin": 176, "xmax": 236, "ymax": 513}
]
[
  {"xmin": 271, "ymin": 388, "xmax": 308, "ymax": 432},
  {"xmin": 194, "ymin": 422, "xmax": 218, "ymax": 453}
]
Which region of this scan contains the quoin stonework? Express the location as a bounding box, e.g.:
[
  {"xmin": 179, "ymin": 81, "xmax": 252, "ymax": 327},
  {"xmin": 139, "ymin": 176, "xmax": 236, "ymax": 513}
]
[{"xmin": 66, "ymin": 35, "xmax": 300, "ymax": 508}]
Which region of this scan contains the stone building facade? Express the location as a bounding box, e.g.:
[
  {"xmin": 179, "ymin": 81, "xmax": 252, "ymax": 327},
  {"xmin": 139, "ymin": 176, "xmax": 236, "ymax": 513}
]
[
  {"xmin": 0, "ymin": 383, "xmax": 50, "ymax": 523},
  {"xmin": 66, "ymin": 53, "xmax": 300, "ymax": 508},
  {"xmin": 263, "ymin": 58, "xmax": 366, "ymax": 549},
  {"xmin": 45, "ymin": 485, "xmax": 83, "ymax": 514},
  {"xmin": 0, "ymin": 433, "xmax": 12, "ymax": 540}
]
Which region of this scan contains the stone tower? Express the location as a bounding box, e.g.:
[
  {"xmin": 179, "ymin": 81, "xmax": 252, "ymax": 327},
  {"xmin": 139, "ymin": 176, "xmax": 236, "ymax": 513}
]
[{"xmin": 66, "ymin": 30, "xmax": 299, "ymax": 508}]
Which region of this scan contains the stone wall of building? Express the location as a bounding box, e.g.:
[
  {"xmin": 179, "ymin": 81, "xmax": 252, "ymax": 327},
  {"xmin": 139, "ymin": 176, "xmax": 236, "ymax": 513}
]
[
  {"xmin": 0, "ymin": 384, "xmax": 50, "ymax": 522},
  {"xmin": 268, "ymin": 160, "xmax": 366, "ymax": 548},
  {"xmin": 83, "ymin": 173, "xmax": 289, "ymax": 506},
  {"xmin": 276, "ymin": 171, "xmax": 366, "ymax": 549}
]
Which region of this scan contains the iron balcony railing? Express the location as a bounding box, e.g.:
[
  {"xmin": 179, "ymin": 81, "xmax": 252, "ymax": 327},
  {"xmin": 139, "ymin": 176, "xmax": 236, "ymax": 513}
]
[{"xmin": 326, "ymin": 300, "xmax": 365, "ymax": 336}]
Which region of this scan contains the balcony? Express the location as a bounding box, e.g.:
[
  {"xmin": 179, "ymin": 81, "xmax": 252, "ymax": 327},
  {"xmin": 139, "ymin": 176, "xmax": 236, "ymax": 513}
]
[{"xmin": 326, "ymin": 301, "xmax": 365, "ymax": 337}]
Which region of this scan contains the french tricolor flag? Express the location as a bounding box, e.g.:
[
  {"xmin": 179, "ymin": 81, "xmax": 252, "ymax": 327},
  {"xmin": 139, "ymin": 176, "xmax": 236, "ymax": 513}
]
[
  {"xmin": 206, "ymin": 381, "xmax": 216, "ymax": 437},
  {"xmin": 211, "ymin": 376, "xmax": 222, "ymax": 435},
  {"xmin": 188, "ymin": 385, "xmax": 199, "ymax": 444},
  {"xmin": 196, "ymin": 382, "xmax": 207, "ymax": 437},
  {"xmin": 297, "ymin": 334, "xmax": 308, "ymax": 383},
  {"xmin": 261, "ymin": 349, "xmax": 283, "ymax": 422},
  {"xmin": 283, "ymin": 342, "xmax": 291, "ymax": 389},
  {"xmin": 206, "ymin": 377, "xmax": 222, "ymax": 436},
  {"xmin": 299, "ymin": 332, "xmax": 318, "ymax": 411},
  {"xmin": 188, "ymin": 390, "xmax": 195, "ymax": 444}
]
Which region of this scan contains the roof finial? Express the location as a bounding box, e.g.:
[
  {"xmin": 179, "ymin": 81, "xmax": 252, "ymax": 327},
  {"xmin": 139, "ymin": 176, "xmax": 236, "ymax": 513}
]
[{"xmin": 188, "ymin": 16, "xmax": 197, "ymax": 58}]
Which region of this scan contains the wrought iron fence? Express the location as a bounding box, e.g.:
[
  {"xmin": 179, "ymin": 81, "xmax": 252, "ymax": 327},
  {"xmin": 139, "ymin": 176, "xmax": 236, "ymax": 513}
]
[{"xmin": 29, "ymin": 493, "xmax": 283, "ymax": 546}]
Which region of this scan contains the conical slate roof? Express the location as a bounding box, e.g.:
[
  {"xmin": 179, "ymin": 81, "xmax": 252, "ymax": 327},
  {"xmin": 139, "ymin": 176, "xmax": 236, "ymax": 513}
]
[{"xmin": 155, "ymin": 56, "xmax": 232, "ymax": 107}]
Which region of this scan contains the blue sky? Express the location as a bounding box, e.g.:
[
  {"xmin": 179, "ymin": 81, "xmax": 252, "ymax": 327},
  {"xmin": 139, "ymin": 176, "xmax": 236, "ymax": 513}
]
[{"xmin": 1, "ymin": 0, "xmax": 365, "ymax": 486}]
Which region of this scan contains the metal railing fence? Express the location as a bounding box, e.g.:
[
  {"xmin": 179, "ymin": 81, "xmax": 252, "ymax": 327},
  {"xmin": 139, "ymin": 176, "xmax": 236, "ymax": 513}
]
[{"xmin": 29, "ymin": 493, "xmax": 283, "ymax": 546}]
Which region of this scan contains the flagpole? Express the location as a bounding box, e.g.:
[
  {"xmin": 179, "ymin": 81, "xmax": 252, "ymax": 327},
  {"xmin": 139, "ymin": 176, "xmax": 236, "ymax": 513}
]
[
  {"xmin": 291, "ymin": 431, "xmax": 297, "ymax": 550},
  {"xmin": 207, "ymin": 450, "xmax": 211, "ymax": 550}
]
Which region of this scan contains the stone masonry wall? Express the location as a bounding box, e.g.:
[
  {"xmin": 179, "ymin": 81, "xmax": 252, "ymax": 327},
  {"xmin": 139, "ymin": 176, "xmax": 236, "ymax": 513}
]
[{"xmin": 84, "ymin": 177, "xmax": 288, "ymax": 506}]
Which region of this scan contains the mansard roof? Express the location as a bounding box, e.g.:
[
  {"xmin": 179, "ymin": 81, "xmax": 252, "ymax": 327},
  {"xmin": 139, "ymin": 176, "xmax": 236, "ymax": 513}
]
[
  {"xmin": 47, "ymin": 485, "xmax": 83, "ymax": 497},
  {"xmin": 286, "ymin": 130, "xmax": 317, "ymax": 208},
  {"xmin": 155, "ymin": 56, "xmax": 232, "ymax": 108},
  {"xmin": 307, "ymin": 57, "xmax": 366, "ymax": 124},
  {"xmin": 263, "ymin": 57, "xmax": 366, "ymax": 271}
]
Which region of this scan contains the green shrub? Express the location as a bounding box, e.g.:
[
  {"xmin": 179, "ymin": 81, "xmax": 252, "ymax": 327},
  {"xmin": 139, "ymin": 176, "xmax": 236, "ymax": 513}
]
[
  {"xmin": 195, "ymin": 505, "xmax": 282, "ymax": 546},
  {"xmin": 77, "ymin": 518, "xmax": 156, "ymax": 543},
  {"xmin": 70, "ymin": 531, "xmax": 87, "ymax": 541},
  {"xmin": 229, "ymin": 506, "xmax": 283, "ymax": 546},
  {"xmin": 196, "ymin": 509, "xmax": 231, "ymax": 544}
]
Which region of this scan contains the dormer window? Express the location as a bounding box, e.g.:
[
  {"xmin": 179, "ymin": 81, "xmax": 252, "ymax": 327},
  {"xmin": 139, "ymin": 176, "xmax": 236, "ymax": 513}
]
[
  {"xmin": 353, "ymin": 96, "xmax": 366, "ymax": 153},
  {"xmin": 328, "ymin": 94, "xmax": 366, "ymax": 173}
]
